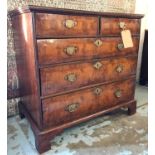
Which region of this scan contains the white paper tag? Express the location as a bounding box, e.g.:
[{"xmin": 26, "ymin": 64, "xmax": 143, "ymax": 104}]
[{"xmin": 121, "ymin": 30, "xmax": 133, "ymax": 48}]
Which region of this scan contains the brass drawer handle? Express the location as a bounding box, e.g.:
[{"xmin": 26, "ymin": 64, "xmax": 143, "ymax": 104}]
[
  {"xmin": 114, "ymin": 89, "xmax": 122, "ymax": 98},
  {"xmin": 117, "ymin": 43, "xmax": 124, "ymax": 50},
  {"xmin": 64, "ymin": 19, "xmax": 77, "ymax": 29},
  {"xmin": 64, "ymin": 46, "xmax": 77, "ymax": 56},
  {"xmin": 65, "ymin": 103, "xmax": 79, "ymax": 113},
  {"xmin": 94, "ymin": 39, "xmax": 103, "ymax": 47},
  {"xmin": 119, "ymin": 22, "xmax": 127, "ymax": 29},
  {"xmin": 94, "ymin": 87, "xmax": 102, "ymax": 96},
  {"xmin": 93, "ymin": 62, "xmax": 103, "ymax": 70},
  {"xmin": 115, "ymin": 64, "xmax": 124, "ymax": 73},
  {"xmin": 64, "ymin": 73, "xmax": 77, "ymax": 83}
]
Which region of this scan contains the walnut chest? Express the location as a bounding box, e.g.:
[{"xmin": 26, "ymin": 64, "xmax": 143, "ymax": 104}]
[{"xmin": 9, "ymin": 5, "xmax": 144, "ymax": 153}]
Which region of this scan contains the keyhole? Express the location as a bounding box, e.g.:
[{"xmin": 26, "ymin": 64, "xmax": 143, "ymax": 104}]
[
  {"xmin": 96, "ymin": 89, "xmax": 99, "ymax": 93},
  {"xmin": 94, "ymin": 39, "xmax": 102, "ymax": 47}
]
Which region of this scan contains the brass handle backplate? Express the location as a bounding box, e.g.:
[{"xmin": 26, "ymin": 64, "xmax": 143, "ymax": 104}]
[
  {"xmin": 64, "ymin": 73, "xmax": 77, "ymax": 83},
  {"xmin": 64, "ymin": 46, "xmax": 77, "ymax": 56},
  {"xmin": 65, "ymin": 103, "xmax": 79, "ymax": 113},
  {"xmin": 64, "ymin": 19, "xmax": 77, "ymax": 29},
  {"xmin": 115, "ymin": 64, "xmax": 124, "ymax": 73},
  {"xmin": 114, "ymin": 89, "xmax": 122, "ymax": 98},
  {"xmin": 93, "ymin": 62, "xmax": 103, "ymax": 70},
  {"xmin": 117, "ymin": 43, "xmax": 124, "ymax": 50},
  {"xmin": 94, "ymin": 87, "xmax": 102, "ymax": 96},
  {"xmin": 119, "ymin": 22, "xmax": 127, "ymax": 29},
  {"xmin": 94, "ymin": 39, "xmax": 103, "ymax": 47}
]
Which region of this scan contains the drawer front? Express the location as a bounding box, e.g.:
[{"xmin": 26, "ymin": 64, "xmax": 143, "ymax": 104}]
[
  {"xmin": 42, "ymin": 78, "xmax": 135, "ymax": 127},
  {"xmin": 40, "ymin": 57, "xmax": 137, "ymax": 96},
  {"xmin": 101, "ymin": 18, "xmax": 140, "ymax": 36},
  {"xmin": 35, "ymin": 13, "xmax": 98, "ymax": 37},
  {"xmin": 37, "ymin": 37, "xmax": 139, "ymax": 65}
]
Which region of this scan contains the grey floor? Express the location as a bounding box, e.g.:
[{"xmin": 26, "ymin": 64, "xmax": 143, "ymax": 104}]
[
  {"xmin": 7, "ymin": 84, "xmax": 148, "ymax": 155},
  {"xmin": 135, "ymin": 84, "xmax": 148, "ymax": 107}
]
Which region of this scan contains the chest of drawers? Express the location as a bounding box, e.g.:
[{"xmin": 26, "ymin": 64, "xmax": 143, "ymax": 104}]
[{"xmin": 9, "ymin": 5, "xmax": 143, "ymax": 153}]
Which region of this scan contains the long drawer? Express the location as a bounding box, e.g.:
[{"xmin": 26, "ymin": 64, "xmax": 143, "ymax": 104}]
[
  {"xmin": 37, "ymin": 37, "xmax": 139, "ymax": 65},
  {"xmin": 35, "ymin": 13, "xmax": 98, "ymax": 37},
  {"xmin": 42, "ymin": 78, "xmax": 135, "ymax": 127},
  {"xmin": 40, "ymin": 56, "xmax": 137, "ymax": 96},
  {"xmin": 101, "ymin": 18, "xmax": 140, "ymax": 36}
]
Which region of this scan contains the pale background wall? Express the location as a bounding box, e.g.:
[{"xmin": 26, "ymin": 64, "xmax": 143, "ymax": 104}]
[{"xmin": 135, "ymin": 0, "xmax": 148, "ymax": 81}]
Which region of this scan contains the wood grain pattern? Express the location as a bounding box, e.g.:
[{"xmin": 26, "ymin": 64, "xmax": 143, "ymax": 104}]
[
  {"xmin": 101, "ymin": 18, "xmax": 140, "ymax": 35},
  {"xmin": 9, "ymin": 6, "xmax": 143, "ymax": 154},
  {"xmin": 35, "ymin": 13, "xmax": 99, "ymax": 37},
  {"xmin": 42, "ymin": 78, "xmax": 135, "ymax": 127},
  {"xmin": 11, "ymin": 13, "xmax": 41, "ymax": 128},
  {"xmin": 40, "ymin": 56, "xmax": 137, "ymax": 96},
  {"xmin": 37, "ymin": 37, "xmax": 139, "ymax": 65}
]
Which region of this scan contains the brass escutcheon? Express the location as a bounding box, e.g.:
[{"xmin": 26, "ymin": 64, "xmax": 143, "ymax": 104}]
[
  {"xmin": 64, "ymin": 73, "xmax": 77, "ymax": 83},
  {"xmin": 64, "ymin": 46, "xmax": 77, "ymax": 56},
  {"xmin": 117, "ymin": 43, "xmax": 124, "ymax": 50},
  {"xmin": 93, "ymin": 62, "xmax": 103, "ymax": 70},
  {"xmin": 115, "ymin": 64, "xmax": 124, "ymax": 73},
  {"xmin": 65, "ymin": 103, "xmax": 79, "ymax": 113},
  {"xmin": 64, "ymin": 19, "xmax": 77, "ymax": 29},
  {"xmin": 94, "ymin": 39, "xmax": 103, "ymax": 47},
  {"xmin": 119, "ymin": 22, "xmax": 127, "ymax": 29},
  {"xmin": 114, "ymin": 89, "xmax": 122, "ymax": 98},
  {"xmin": 94, "ymin": 87, "xmax": 102, "ymax": 96}
]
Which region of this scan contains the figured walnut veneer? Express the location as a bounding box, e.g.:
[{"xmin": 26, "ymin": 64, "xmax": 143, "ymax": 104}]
[{"xmin": 9, "ymin": 5, "xmax": 143, "ymax": 153}]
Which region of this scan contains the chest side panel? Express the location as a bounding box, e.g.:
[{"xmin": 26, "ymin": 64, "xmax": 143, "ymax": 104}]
[{"xmin": 11, "ymin": 13, "xmax": 41, "ymax": 128}]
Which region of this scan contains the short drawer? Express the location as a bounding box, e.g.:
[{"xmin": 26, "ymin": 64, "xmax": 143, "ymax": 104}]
[
  {"xmin": 101, "ymin": 18, "xmax": 140, "ymax": 36},
  {"xmin": 37, "ymin": 37, "xmax": 139, "ymax": 65},
  {"xmin": 40, "ymin": 56, "xmax": 137, "ymax": 96},
  {"xmin": 35, "ymin": 13, "xmax": 98, "ymax": 37},
  {"xmin": 42, "ymin": 78, "xmax": 135, "ymax": 127}
]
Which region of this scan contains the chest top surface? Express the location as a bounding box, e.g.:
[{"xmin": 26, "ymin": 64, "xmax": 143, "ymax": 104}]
[{"xmin": 9, "ymin": 5, "xmax": 144, "ymax": 19}]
